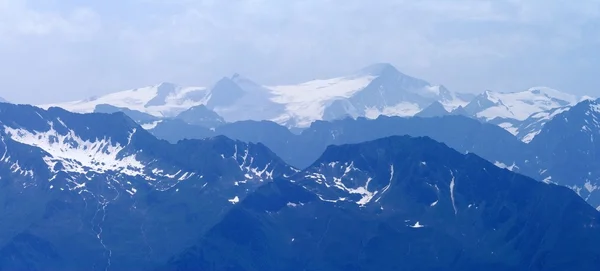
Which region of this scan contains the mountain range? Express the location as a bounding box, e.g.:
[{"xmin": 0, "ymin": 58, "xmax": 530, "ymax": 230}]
[
  {"xmin": 3, "ymin": 63, "xmax": 600, "ymax": 270},
  {"xmin": 0, "ymin": 103, "xmax": 294, "ymax": 270},
  {"xmin": 43, "ymin": 63, "xmax": 473, "ymax": 127},
  {"xmin": 165, "ymin": 136, "xmax": 600, "ymax": 271},
  {"xmin": 33, "ymin": 63, "xmax": 600, "ymax": 208},
  {"xmin": 129, "ymin": 98, "xmax": 600, "ymax": 211},
  {"xmin": 38, "ymin": 63, "xmax": 588, "ymax": 144},
  {"xmin": 1, "ymin": 103, "xmax": 600, "ymax": 270}
]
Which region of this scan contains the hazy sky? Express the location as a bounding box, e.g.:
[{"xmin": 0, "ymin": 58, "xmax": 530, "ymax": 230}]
[{"xmin": 1, "ymin": 0, "xmax": 599, "ymax": 104}]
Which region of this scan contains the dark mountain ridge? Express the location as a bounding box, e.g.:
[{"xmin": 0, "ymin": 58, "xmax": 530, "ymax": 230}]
[
  {"xmin": 165, "ymin": 136, "xmax": 600, "ymax": 271},
  {"xmin": 0, "ymin": 103, "xmax": 295, "ymax": 270}
]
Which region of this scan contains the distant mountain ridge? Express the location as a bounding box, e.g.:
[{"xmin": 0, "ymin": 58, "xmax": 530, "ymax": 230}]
[
  {"xmin": 39, "ymin": 63, "xmax": 473, "ymax": 128},
  {"xmin": 38, "ymin": 64, "xmax": 589, "ymax": 143},
  {"xmin": 459, "ymin": 87, "xmax": 586, "ymax": 141},
  {"xmin": 143, "ymin": 104, "xmax": 600, "ymax": 210}
]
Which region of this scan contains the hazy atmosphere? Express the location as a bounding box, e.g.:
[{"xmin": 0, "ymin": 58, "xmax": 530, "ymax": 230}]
[
  {"xmin": 1, "ymin": 0, "xmax": 599, "ymax": 103},
  {"xmin": 3, "ymin": 1, "xmax": 600, "ymax": 270}
]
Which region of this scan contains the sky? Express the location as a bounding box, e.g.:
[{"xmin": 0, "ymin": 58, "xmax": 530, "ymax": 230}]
[{"xmin": 1, "ymin": 0, "xmax": 600, "ymax": 104}]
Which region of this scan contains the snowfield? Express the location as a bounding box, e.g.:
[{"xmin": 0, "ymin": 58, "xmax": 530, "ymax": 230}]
[{"xmin": 38, "ymin": 64, "xmax": 589, "ymax": 141}]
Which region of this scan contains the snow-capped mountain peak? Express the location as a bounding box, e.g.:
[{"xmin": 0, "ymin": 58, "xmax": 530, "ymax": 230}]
[
  {"xmin": 465, "ymin": 86, "xmax": 592, "ymax": 144},
  {"xmin": 206, "ymin": 77, "xmax": 246, "ymax": 108},
  {"xmin": 39, "ymin": 82, "xmax": 209, "ymax": 118},
  {"xmin": 230, "ymin": 73, "xmax": 262, "ymax": 89},
  {"xmin": 465, "ymin": 86, "xmax": 579, "ymax": 122},
  {"xmin": 38, "ymin": 64, "xmax": 472, "ymax": 128},
  {"xmin": 358, "ymin": 62, "xmax": 400, "ymax": 76}
]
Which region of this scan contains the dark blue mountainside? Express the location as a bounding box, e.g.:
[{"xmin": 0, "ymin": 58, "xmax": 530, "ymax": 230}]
[
  {"xmin": 2, "ymin": 103, "xmax": 600, "ymax": 270},
  {"xmin": 528, "ymin": 98, "xmax": 600, "ymax": 209},
  {"xmin": 145, "ymin": 108, "xmax": 600, "ymax": 209},
  {"xmin": 164, "ymin": 136, "xmax": 600, "ymax": 271},
  {"xmin": 0, "ymin": 104, "xmax": 294, "ymax": 270}
]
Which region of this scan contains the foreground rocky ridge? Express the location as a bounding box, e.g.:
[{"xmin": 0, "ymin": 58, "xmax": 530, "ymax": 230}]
[{"xmin": 0, "ymin": 104, "xmax": 599, "ymax": 270}]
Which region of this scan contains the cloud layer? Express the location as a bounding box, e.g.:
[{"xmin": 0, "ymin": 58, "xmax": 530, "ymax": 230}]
[{"xmin": 1, "ymin": 0, "xmax": 599, "ymax": 103}]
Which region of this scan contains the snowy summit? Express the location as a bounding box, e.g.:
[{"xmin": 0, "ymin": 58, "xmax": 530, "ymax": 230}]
[{"xmin": 39, "ymin": 64, "xmax": 472, "ymax": 128}]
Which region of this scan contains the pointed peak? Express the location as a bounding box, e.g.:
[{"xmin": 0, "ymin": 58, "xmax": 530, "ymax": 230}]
[
  {"xmin": 428, "ymin": 101, "xmax": 446, "ymax": 108},
  {"xmin": 207, "ymin": 77, "xmax": 246, "ymax": 108},
  {"xmin": 450, "ymin": 105, "xmax": 470, "ymax": 116},
  {"xmin": 358, "ymin": 63, "xmax": 399, "ymax": 76},
  {"xmin": 229, "ymin": 73, "xmax": 252, "ymax": 84},
  {"xmin": 573, "ymin": 97, "xmax": 600, "ymax": 109},
  {"xmin": 215, "ymin": 76, "xmax": 234, "ymax": 84},
  {"xmin": 212, "ymin": 76, "xmax": 244, "ymax": 90},
  {"xmin": 228, "ymin": 73, "xmax": 265, "ymax": 91},
  {"xmin": 415, "ymin": 101, "xmax": 449, "ymax": 118}
]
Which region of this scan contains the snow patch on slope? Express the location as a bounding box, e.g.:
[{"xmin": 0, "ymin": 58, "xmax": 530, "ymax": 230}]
[
  {"xmin": 409, "ymin": 221, "xmax": 425, "ymax": 228},
  {"xmin": 141, "ymin": 120, "xmax": 163, "ymax": 130},
  {"xmin": 3, "ymin": 123, "xmax": 146, "ymax": 176},
  {"xmin": 40, "ymin": 83, "xmax": 209, "ymax": 118},
  {"xmin": 449, "ymin": 171, "xmax": 457, "ymax": 215},
  {"xmin": 477, "ymin": 87, "xmax": 578, "ymax": 121},
  {"xmin": 268, "ymin": 75, "xmax": 376, "ymax": 127},
  {"xmin": 518, "ymin": 106, "xmax": 571, "ymax": 143}
]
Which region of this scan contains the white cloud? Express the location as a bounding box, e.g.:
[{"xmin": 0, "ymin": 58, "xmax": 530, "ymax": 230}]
[{"xmin": 0, "ymin": 1, "xmax": 101, "ymax": 42}]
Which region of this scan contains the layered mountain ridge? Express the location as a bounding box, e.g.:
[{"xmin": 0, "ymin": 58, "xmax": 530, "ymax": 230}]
[
  {"xmin": 0, "ymin": 103, "xmax": 295, "ymax": 270},
  {"xmin": 164, "ymin": 136, "xmax": 600, "ymax": 271},
  {"xmin": 38, "ymin": 64, "xmax": 587, "ymax": 144},
  {"xmin": 142, "ymin": 98, "xmax": 600, "ymax": 210},
  {"xmin": 39, "ymin": 63, "xmax": 471, "ymax": 128},
  {"xmin": 1, "ymin": 102, "xmax": 600, "ymax": 270}
]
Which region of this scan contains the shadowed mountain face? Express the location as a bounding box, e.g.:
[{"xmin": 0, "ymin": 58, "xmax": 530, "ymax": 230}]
[
  {"xmin": 415, "ymin": 101, "xmax": 450, "ymax": 117},
  {"xmin": 150, "ymin": 115, "xmax": 529, "ymax": 171},
  {"xmin": 527, "ymin": 98, "xmax": 600, "ymax": 208},
  {"xmin": 1, "ymin": 102, "xmax": 600, "ymax": 270},
  {"xmin": 175, "ymin": 105, "xmax": 225, "ymax": 128},
  {"xmin": 0, "ymin": 103, "xmax": 295, "ymax": 270},
  {"xmin": 147, "ymin": 102, "xmax": 600, "ymax": 210},
  {"xmin": 164, "ymin": 136, "xmax": 600, "ymax": 271}
]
